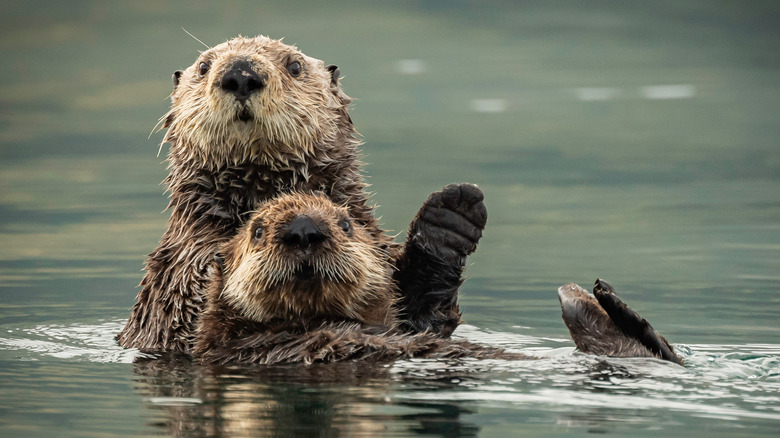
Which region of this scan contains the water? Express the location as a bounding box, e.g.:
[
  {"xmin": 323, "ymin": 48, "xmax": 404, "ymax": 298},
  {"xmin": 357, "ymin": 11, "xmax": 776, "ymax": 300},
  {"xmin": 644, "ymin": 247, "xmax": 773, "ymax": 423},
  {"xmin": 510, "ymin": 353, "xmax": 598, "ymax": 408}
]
[{"xmin": 1, "ymin": 1, "xmax": 779, "ymax": 436}]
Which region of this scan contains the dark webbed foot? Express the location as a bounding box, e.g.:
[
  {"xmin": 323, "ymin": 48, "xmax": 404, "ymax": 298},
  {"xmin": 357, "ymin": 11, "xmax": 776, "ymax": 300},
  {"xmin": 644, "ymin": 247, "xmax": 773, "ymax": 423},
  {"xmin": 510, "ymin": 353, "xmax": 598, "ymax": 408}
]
[
  {"xmin": 395, "ymin": 183, "xmax": 487, "ymax": 336},
  {"xmin": 593, "ymin": 279, "xmax": 682, "ymax": 365},
  {"xmin": 410, "ymin": 183, "xmax": 487, "ymax": 262},
  {"xmin": 557, "ymin": 279, "xmax": 683, "ymax": 365}
]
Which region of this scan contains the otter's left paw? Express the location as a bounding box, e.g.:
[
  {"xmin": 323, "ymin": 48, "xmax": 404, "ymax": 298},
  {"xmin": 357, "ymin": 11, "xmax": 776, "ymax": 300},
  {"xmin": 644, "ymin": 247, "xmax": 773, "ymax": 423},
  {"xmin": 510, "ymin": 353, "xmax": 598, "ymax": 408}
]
[{"xmin": 409, "ymin": 183, "xmax": 487, "ymax": 261}]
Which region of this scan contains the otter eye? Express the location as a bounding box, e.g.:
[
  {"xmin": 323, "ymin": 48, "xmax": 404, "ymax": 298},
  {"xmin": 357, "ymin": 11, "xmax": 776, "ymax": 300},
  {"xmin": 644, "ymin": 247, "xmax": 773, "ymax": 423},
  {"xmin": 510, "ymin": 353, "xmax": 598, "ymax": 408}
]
[
  {"xmin": 339, "ymin": 219, "xmax": 351, "ymax": 234},
  {"xmin": 198, "ymin": 62, "xmax": 210, "ymax": 76},
  {"xmin": 253, "ymin": 226, "xmax": 263, "ymax": 239},
  {"xmin": 286, "ymin": 61, "xmax": 302, "ymax": 77}
]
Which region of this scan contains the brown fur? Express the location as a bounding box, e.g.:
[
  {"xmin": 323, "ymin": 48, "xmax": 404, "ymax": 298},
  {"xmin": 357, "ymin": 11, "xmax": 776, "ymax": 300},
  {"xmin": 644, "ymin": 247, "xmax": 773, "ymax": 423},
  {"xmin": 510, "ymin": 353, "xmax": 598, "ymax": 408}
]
[
  {"xmin": 216, "ymin": 192, "xmax": 396, "ymax": 326},
  {"xmin": 193, "ymin": 192, "xmax": 527, "ymax": 365},
  {"xmin": 558, "ymin": 281, "xmax": 682, "ymax": 364},
  {"xmin": 558, "ymin": 283, "xmax": 649, "ymax": 357},
  {"xmin": 118, "ymin": 36, "xmax": 484, "ymax": 353},
  {"xmin": 118, "ymin": 36, "xmax": 391, "ymax": 352}
]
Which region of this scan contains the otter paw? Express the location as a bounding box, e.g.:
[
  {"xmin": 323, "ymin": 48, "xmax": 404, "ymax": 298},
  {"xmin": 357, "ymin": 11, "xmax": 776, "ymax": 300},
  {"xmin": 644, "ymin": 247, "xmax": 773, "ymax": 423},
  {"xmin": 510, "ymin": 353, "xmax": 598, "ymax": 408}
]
[{"xmin": 410, "ymin": 183, "xmax": 487, "ymax": 260}]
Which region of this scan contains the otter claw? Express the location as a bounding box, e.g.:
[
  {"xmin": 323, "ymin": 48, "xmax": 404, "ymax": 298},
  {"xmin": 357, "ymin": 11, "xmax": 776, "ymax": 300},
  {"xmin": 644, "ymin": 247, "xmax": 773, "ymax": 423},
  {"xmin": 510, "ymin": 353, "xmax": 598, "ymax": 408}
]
[{"xmin": 410, "ymin": 183, "xmax": 487, "ymax": 259}]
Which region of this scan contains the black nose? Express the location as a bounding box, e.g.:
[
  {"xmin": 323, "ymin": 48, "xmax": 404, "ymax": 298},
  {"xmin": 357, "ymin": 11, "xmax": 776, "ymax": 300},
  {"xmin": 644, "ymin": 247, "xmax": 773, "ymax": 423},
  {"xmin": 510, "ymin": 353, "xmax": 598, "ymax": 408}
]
[
  {"xmin": 282, "ymin": 215, "xmax": 327, "ymax": 250},
  {"xmin": 220, "ymin": 60, "xmax": 266, "ymax": 103}
]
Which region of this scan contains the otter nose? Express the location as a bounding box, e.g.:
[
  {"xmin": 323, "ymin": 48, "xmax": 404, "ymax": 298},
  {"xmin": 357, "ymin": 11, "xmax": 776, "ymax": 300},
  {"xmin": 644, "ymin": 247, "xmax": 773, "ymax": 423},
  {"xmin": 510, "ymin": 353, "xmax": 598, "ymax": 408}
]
[
  {"xmin": 282, "ymin": 215, "xmax": 326, "ymax": 250},
  {"xmin": 220, "ymin": 60, "xmax": 266, "ymax": 103}
]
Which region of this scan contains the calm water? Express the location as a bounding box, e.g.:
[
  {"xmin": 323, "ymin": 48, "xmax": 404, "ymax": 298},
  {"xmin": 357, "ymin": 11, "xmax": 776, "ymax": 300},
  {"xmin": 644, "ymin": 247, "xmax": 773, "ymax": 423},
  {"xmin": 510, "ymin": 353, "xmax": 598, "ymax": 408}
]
[{"xmin": 1, "ymin": 1, "xmax": 779, "ymax": 436}]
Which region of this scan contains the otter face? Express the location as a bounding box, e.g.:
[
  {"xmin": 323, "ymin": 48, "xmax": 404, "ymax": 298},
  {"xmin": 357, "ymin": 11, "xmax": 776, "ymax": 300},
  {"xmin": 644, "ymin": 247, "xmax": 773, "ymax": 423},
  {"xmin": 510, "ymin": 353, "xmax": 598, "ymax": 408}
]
[
  {"xmin": 163, "ymin": 36, "xmax": 350, "ymax": 166},
  {"xmin": 218, "ymin": 192, "xmax": 394, "ymax": 325}
]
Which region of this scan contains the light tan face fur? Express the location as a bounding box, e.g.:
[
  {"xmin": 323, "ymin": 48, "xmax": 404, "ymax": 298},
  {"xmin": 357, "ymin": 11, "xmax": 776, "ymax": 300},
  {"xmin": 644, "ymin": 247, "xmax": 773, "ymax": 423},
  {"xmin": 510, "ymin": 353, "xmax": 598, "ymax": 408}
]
[
  {"xmin": 163, "ymin": 36, "xmax": 350, "ymax": 167},
  {"xmin": 219, "ymin": 192, "xmax": 393, "ymax": 325}
]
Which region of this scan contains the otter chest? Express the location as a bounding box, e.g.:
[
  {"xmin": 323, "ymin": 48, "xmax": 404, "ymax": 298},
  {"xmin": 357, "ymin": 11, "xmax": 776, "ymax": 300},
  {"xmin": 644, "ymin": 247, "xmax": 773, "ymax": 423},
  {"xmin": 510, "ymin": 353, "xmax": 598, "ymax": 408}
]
[{"xmin": 181, "ymin": 163, "xmax": 333, "ymax": 228}]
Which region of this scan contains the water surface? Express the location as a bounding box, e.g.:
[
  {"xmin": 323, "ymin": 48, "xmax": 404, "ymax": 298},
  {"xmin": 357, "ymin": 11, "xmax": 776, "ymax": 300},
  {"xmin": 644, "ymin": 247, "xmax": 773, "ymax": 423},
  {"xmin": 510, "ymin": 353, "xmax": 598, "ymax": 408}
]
[{"xmin": 1, "ymin": 1, "xmax": 779, "ymax": 436}]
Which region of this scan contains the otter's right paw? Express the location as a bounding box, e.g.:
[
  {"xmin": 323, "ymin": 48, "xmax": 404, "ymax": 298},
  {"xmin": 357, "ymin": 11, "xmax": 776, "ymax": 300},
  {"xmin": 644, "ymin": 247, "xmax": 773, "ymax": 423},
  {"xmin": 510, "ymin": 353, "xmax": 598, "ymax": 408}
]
[{"xmin": 408, "ymin": 183, "xmax": 487, "ymax": 262}]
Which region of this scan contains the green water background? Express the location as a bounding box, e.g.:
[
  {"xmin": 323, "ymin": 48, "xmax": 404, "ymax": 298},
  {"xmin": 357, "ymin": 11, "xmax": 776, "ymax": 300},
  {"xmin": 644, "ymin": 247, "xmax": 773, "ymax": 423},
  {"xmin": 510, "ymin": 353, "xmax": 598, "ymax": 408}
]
[{"xmin": 1, "ymin": 1, "xmax": 778, "ymax": 436}]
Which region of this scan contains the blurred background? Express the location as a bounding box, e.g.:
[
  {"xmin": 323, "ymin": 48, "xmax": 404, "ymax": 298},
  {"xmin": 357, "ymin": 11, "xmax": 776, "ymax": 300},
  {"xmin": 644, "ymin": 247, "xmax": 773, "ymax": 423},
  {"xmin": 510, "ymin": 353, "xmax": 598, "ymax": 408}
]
[
  {"xmin": 2, "ymin": 0, "xmax": 779, "ymax": 339},
  {"xmin": 3, "ymin": 0, "xmax": 778, "ymax": 338},
  {"xmin": 1, "ymin": 1, "xmax": 779, "ymax": 435}
]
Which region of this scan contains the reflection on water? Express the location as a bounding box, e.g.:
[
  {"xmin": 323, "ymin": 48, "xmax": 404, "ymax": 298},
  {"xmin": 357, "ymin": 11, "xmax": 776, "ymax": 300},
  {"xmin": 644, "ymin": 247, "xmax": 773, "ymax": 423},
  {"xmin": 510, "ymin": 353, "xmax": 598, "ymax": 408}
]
[
  {"xmin": 2, "ymin": 0, "xmax": 780, "ymax": 436},
  {"xmin": 1, "ymin": 321, "xmax": 779, "ymax": 436}
]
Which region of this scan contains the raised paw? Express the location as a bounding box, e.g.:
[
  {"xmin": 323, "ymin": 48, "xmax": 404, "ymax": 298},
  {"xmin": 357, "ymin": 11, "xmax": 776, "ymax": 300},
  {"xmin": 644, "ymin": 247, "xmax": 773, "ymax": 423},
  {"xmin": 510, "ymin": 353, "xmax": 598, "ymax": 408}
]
[
  {"xmin": 408, "ymin": 183, "xmax": 487, "ymax": 261},
  {"xmin": 592, "ymin": 279, "xmax": 682, "ymax": 365},
  {"xmin": 557, "ymin": 280, "xmax": 682, "ymax": 365}
]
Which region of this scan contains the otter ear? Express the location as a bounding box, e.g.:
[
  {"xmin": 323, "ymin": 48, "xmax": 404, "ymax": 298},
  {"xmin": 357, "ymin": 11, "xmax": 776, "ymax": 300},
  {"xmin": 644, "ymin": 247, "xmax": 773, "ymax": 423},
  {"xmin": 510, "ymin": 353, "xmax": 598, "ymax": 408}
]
[
  {"xmin": 326, "ymin": 64, "xmax": 340, "ymax": 86},
  {"xmin": 172, "ymin": 70, "xmax": 182, "ymax": 88}
]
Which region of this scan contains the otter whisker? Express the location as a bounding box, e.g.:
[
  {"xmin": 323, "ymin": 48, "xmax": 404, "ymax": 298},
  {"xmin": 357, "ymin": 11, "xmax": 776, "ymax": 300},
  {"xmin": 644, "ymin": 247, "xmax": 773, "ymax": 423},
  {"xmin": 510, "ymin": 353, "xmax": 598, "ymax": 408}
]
[
  {"xmin": 121, "ymin": 37, "xmax": 413, "ymax": 355},
  {"xmin": 182, "ymin": 27, "xmax": 211, "ymax": 50},
  {"xmin": 150, "ymin": 111, "xmax": 171, "ymax": 141}
]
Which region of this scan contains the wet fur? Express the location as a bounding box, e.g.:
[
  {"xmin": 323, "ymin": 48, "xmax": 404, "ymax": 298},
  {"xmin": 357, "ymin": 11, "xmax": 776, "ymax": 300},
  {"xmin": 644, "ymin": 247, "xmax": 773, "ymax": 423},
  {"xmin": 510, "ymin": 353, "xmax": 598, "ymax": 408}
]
[
  {"xmin": 558, "ymin": 280, "xmax": 682, "ymax": 365},
  {"xmin": 196, "ymin": 283, "xmax": 523, "ymax": 365},
  {"xmin": 193, "ymin": 192, "xmax": 522, "ymax": 365},
  {"xmin": 393, "ymin": 184, "xmax": 487, "ymax": 336},
  {"xmin": 118, "ymin": 36, "xmax": 477, "ymax": 352},
  {"xmin": 218, "ymin": 193, "xmax": 395, "ymax": 326}
]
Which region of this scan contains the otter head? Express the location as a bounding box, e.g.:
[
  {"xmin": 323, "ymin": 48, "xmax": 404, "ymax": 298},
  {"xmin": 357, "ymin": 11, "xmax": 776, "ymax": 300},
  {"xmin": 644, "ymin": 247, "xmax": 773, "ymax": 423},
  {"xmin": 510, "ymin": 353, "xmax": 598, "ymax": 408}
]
[
  {"xmin": 163, "ymin": 35, "xmax": 352, "ymax": 167},
  {"xmin": 218, "ymin": 192, "xmax": 396, "ymax": 326}
]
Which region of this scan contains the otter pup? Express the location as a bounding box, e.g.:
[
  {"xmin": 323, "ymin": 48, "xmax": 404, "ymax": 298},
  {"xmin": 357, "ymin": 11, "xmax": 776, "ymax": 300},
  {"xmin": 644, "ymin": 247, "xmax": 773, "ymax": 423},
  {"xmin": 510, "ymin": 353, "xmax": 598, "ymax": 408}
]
[
  {"xmin": 118, "ymin": 36, "xmax": 486, "ymax": 352},
  {"xmin": 194, "ymin": 192, "xmax": 518, "ymax": 364},
  {"xmin": 194, "ymin": 193, "xmax": 682, "ymax": 365},
  {"xmin": 558, "ymin": 279, "xmax": 683, "ymax": 365}
]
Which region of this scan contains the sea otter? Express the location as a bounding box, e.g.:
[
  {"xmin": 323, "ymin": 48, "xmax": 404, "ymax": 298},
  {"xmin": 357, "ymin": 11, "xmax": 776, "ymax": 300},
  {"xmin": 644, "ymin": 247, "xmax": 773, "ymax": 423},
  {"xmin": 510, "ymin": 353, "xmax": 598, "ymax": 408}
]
[
  {"xmin": 118, "ymin": 35, "xmax": 486, "ymax": 352},
  {"xmin": 558, "ymin": 280, "xmax": 683, "ymax": 365},
  {"xmin": 193, "ymin": 192, "xmax": 521, "ymax": 364},
  {"xmin": 195, "ymin": 193, "xmax": 682, "ymax": 365}
]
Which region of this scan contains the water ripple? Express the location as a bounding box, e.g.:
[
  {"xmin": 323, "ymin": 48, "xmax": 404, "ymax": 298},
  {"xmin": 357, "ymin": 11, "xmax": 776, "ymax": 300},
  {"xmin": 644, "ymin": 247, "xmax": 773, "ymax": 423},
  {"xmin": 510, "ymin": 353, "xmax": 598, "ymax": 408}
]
[
  {"xmin": 0, "ymin": 319, "xmax": 140, "ymax": 363},
  {"xmin": 2, "ymin": 320, "xmax": 778, "ymax": 427}
]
